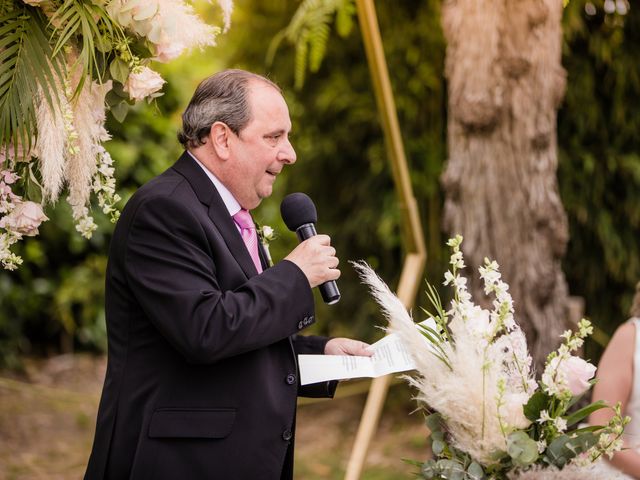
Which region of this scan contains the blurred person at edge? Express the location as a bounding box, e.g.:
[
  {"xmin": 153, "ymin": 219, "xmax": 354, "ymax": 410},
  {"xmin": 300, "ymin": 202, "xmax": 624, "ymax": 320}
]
[
  {"xmin": 84, "ymin": 69, "xmax": 371, "ymax": 480},
  {"xmin": 590, "ymin": 281, "xmax": 640, "ymax": 479}
]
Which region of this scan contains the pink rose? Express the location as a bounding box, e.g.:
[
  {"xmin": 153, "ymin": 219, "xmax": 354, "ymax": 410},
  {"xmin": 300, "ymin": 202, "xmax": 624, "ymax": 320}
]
[
  {"xmin": 559, "ymin": 355, "xmax": 597, "ymax": 396},
  {"xmin": 124, "ymin": 67, "xmax": 165, "ymax": 101},
  {"xmin": 0, "ymin": 201, "xmax": 49, "ymax": 236}
]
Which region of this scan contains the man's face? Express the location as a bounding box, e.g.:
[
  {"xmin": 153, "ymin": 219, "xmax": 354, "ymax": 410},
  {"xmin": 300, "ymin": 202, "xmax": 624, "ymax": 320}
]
[{"xmin": 225, "ymin": 81, "xmax": 296, "ymax": 210}]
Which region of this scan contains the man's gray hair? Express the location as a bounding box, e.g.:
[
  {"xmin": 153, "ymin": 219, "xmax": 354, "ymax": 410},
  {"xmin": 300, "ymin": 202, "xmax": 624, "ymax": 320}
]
[{"xmin": 178, "ymin": 69, "xmax": 281, "ymax": 149}]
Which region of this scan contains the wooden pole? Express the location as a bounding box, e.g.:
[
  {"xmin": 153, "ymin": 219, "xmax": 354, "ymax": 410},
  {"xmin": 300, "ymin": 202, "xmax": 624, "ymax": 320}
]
[{"xmin": 345, "ymin": 0, "xmax": 427, "ymax": 478}]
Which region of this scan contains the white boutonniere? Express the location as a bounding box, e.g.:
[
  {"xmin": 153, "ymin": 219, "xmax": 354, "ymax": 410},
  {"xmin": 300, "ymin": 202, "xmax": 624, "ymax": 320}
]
[{"xmin": 256, "ymin": 223, "xmax": 276, "ymax": 267}]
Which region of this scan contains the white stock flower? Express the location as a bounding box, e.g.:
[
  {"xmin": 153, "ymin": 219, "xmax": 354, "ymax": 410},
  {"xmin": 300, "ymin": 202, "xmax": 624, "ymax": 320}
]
[
  {"xmin": 538, "ymin": 410, "xmax": 552, "ymax": 424},
  {"xmin": 553, "ymin": 416, "xmax": 568, "ymax": 433},
  {"xmin": 124, "ymin": 67, "xmax": 165, "ymax": 101}
]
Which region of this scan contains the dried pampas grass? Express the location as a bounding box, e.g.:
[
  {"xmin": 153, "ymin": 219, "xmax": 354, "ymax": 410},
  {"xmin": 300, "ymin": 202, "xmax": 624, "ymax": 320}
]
[
  {"xmin": 66, "ymin": 77, "xmax": 111, "ymax": 216},
  {"xmin": 353, "ymin": 260, "xmax": 533, "ymax": 464},
  {"xmin": 35, "ymin": 86, "xmax": 67, "ymax": 202}
]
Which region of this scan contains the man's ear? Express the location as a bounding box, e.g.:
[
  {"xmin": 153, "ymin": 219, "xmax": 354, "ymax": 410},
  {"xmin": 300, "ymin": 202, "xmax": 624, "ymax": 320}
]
[{"xmin": 209, "ymin": 122, "xmax": 231, "ymax": 160}]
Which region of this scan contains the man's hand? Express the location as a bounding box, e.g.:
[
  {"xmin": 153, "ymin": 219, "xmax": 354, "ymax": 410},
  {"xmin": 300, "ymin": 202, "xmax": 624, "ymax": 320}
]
[
  {"xmin": 284, "ymin": 234, "xmax": 340, "ymax": 288},
  {"xmin": 324, "ymin": 338, "xmax": 373, "ymax": 356}
]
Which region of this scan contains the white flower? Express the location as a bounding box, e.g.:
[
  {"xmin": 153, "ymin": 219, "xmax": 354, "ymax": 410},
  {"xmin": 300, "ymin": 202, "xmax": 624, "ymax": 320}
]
[
  {"xmin": 443, "ymin": 270, "xmax": 455, "ymax": 286},
  {"xmin": 553, "ymin": 416, "xmax": 568, "ymax": 433},
  {"xmin": 0, "ymin": 201, "xmax": 48, "ymax": 236},
  {"xmin": 538, "ymin": 410, "xmax": 552, "ymax": 424},
  {"xmin": 261, "ymin": 225, "xmax": 274, "ymax": 241},
  {"xmin": 124, "ymin": 67, "xmax": 165, "ymax": 101}
]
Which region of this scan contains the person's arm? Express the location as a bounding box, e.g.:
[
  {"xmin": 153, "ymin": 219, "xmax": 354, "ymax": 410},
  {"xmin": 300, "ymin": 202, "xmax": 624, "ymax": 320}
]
[
  {"xmin": 125, "ymin": 195, "xmax": 316, "ymax": 364},
  {"xmin": 590, "ymin": 322, "xmax": 640, "ymax": 478}
]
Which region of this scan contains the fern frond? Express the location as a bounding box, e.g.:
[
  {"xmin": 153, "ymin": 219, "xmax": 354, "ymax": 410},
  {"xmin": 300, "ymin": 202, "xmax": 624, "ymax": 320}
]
[
  {"xmin": 0, "ymin": 6, "xmax": 63, "ymax": 159},
  {"xmin": 335, "ymin": 0, "xmax": 356, "ymax": 37},
  {"xmin": 268, "ymin": 0, "xmax": 356, "ymax": 89},
  {"xmin": 308, "ymin": 21, "xmax": 330, "ymax": 72},
  {"xmin": 294, "ymin": 29, "xmax": 309, "ymax": 90}
]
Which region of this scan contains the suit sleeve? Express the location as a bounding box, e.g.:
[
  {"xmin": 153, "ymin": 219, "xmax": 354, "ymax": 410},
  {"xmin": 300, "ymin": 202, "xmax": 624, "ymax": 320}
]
[
  {"xmin": 292, "ymin": 334, "xmax": 339, "ymax": 398},
  {"xmin": 124, "ymin": 194, "xmax": 315, "ymax": 364}
]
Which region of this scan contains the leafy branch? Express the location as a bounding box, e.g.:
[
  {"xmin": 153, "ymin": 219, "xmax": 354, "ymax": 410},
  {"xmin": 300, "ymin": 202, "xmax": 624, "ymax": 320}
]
[
  {"xmin": 0, "ymin": 4, "xmax": 63, "ymax": 158},
  {"xmin": 267, "ymin": 0, "xmax": 356, "ymax": 89}
]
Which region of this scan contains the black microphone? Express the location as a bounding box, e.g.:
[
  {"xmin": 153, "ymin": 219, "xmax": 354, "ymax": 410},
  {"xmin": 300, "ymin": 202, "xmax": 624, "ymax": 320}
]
[{"xmin": 280, "ymin": 193, "xmax": 341, "ymax": 305}]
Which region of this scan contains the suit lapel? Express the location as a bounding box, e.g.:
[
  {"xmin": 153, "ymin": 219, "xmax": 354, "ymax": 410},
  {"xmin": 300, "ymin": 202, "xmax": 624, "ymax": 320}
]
[{"xmin": 172, "ymin": 152, "xmax": 258, "ymax": 279}]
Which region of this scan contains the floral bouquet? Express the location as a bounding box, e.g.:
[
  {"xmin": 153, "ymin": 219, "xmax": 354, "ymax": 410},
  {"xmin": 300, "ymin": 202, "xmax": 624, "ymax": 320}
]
[
  {"xmin": 1, "ymin": 0, "xmax": 232, "ymax": 270},
  {"xmin": 354, "ymin": 235, "xmax": 628, "ymax": 479}
]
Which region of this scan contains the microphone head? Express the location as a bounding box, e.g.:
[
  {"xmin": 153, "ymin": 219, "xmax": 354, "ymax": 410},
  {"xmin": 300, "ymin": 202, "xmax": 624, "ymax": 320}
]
[{"xmin": 280, "ymin": 192, "xmax": 317, "ymax": 231}]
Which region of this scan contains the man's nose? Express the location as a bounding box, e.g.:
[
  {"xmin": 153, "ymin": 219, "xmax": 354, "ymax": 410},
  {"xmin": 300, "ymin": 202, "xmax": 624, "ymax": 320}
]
[{"xmin": 278, "ymin": 138, "xmax": 297, "ymax": 164}]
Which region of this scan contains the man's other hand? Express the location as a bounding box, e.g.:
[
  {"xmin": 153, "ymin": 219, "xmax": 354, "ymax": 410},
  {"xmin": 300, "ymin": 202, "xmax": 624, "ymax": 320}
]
[
  {"xmin": 284, "ymin": 234, "xmax": 340, "ymax": 288},
  {"xmin": 324, "ymin": 338, "xmax": 372, "ymax": 356}
]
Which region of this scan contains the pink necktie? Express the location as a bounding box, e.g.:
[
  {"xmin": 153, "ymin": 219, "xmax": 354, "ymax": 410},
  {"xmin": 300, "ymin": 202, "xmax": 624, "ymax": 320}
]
[{"xmin": 232, "ymin": 209, "xmax": 263, "ymax": 273}]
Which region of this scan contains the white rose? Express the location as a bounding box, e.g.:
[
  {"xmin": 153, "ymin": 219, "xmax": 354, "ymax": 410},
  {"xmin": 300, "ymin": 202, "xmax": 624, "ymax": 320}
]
[
  {"xmin": 124, "ymin": 67, "xmax": 165, "ymax": 101},
  {"xmin": 262, "ymin": 225, "xmax": 274, "ymax": 240},
  {"xmin": 0, "ymin": 201, "xmax": 48, "ymax": 236}
]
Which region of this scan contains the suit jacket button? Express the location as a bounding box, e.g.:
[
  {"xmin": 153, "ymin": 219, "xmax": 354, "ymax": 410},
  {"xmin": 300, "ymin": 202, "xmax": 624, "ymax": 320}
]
[
  {"xmin": 286, "ymin": 374, "xmax": 296, "ymax": 385},
  {"xmin": 282, "ymin": 429, "xmax": 292, "ymax": 441}
]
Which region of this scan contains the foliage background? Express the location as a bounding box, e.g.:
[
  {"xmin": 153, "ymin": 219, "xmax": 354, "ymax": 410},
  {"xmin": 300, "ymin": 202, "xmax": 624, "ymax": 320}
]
[{"xmin": 0, "ymin": 0, "xmax": 638, "ymax": 368}]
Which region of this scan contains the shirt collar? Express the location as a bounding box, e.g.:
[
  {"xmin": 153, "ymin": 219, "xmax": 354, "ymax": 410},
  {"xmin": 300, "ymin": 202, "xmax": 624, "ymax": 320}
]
[{"xmin": 187, "ymin": 150, "xmax": 241, "ymax": 216}]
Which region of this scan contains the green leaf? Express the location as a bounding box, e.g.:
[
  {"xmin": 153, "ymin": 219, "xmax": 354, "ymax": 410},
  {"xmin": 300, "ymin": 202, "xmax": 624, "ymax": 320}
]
[
  {"xmin": 432, "ymin": 439, "xmax": 445, "ymax": 455},
  {"xmin": 110, "ymin": 101, "xmax": 129, "ymax": 123},
  {"xmin": 523, "ymin": 391, "xmax": 550, "ymax": 422},
  {"xmin": 565, "ymin": 399, "xmax": 608, "ymax": 427},
  {"xmin": 467, "ymin": 462, "xmax": 485, "ymax": 480},
  {"xmin": 425, "ymin": 412, "xmax": 444, "ymax": 433},
  {"xmin": 109, "ymin": 58, "xmax": 130, "ymax": 85},
  {"xmin": 543, "ymin": 432, "xmax": 598, "ymax": 467},
  {"xmin": 335, "ymin": 0, "xmax": 355, "ymax": 38},
  {"xmin": 0, "ymin": 7, "xmax": 63, "ymax": 154},
  {"xmin": 507, "ymin": 431, "xmax": 539, "ymax": 467}
]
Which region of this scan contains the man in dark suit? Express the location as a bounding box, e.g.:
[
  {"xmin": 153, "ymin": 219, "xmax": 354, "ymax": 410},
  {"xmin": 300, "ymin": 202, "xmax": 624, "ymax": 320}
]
[{"xmin": 84, "ymin": 69, "xmax": 370, "ymax": 480}]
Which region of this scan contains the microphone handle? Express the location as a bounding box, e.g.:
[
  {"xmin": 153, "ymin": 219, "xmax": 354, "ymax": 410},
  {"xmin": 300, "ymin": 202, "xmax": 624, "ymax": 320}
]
[{"xmin": 295, "ymin": 223, "xmax": 341, "ymax": 305}]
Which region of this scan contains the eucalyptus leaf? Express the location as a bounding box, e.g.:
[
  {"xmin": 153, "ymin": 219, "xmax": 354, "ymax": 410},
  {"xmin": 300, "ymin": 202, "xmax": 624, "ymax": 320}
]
[
  {"xmin": 425, "ymin": 412, "xmax": 444, "ymax": 433},
  {"xmin": 432, "ymin": 439, "xmax": 445, "ymax": 455},
  {"xmin": 507, "ymin": 431, "xmax": 538, "ymax": 467},
  {"xmin": 110, "ymin": 101, "xmax": 129, "ymax": 122},
  {"xmin": 467, "ymin": 462, "xmax": 485, "ymax": 480},
  {"xmin": 109, "ymin": 58, "xmax": 129, "ymax": 85}
]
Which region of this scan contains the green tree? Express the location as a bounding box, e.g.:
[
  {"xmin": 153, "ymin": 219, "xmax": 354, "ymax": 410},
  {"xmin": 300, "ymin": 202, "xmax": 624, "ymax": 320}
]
[{"xmin": 559, "ymin": 0, "xmax": 640, "ymax": 349}]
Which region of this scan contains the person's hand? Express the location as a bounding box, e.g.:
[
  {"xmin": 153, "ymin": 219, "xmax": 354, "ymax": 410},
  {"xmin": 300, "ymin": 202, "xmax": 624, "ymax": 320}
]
[
  {"xmin": 284, "ymin": 234, "xmax": 340, "ymax": 288},
  {"xmin": 324, "ymin": 338, "xmax": 373, "ymax": 357}
]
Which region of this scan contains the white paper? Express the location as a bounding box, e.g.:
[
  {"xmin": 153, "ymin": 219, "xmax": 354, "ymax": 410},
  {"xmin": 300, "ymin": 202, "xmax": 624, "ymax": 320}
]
[{"xmin": 298, "ymin": 318, "xmax": 440, "ymax": 386}]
